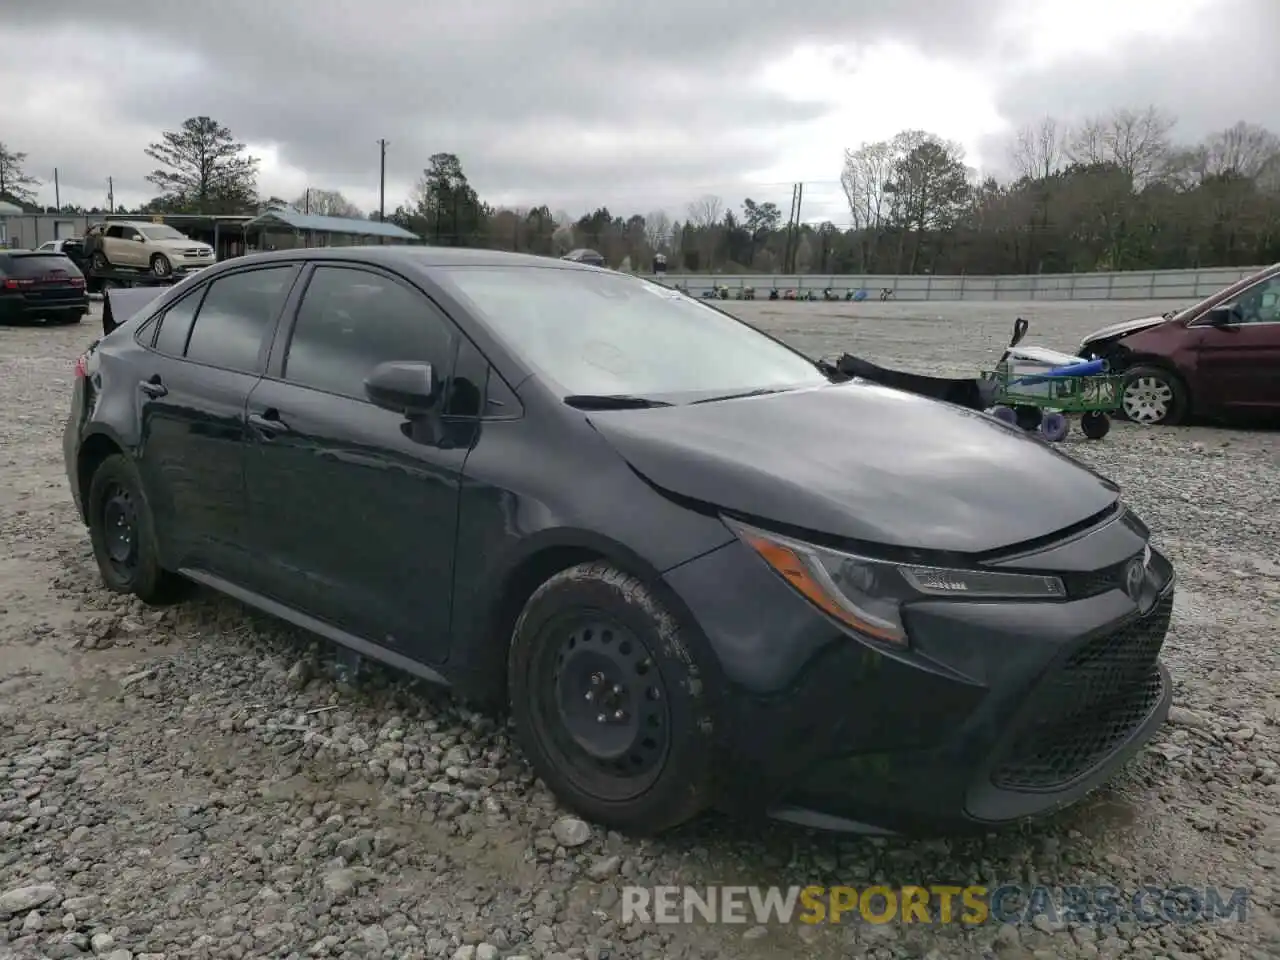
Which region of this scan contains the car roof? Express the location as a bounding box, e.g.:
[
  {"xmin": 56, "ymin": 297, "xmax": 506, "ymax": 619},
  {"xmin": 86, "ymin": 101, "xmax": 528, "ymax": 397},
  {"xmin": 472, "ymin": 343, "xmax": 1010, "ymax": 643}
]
[{"xmin": 217, "ymin": 245, "xmax": 606, "ymax": 273}]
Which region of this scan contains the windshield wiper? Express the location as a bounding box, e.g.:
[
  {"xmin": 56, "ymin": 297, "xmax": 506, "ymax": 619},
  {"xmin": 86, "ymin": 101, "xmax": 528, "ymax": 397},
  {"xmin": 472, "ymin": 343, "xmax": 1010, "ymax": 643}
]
[
  {"xmin": 563, "ymin": 394, "xmax": 673, "ymax": 410},
  {"xmin": 690, "ymin": 387, "xmax": 787, "ymax": 404}
]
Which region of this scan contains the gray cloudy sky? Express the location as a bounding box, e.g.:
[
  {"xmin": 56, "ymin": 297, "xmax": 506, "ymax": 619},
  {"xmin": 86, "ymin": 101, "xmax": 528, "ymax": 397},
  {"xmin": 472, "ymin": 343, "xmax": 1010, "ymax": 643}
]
[{"xmin": 2, "ymin": 0, "xmax": 1276, "ymax": 223}]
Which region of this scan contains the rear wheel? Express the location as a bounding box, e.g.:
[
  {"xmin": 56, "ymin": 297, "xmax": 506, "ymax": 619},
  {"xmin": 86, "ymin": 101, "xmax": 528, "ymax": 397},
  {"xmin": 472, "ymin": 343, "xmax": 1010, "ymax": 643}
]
[
  {"xmin": 508, "ymin": 562, "xmax": 717, "ymax": 834},
  {"xmin": 1120, "ymin": 365, "xmax": 1188, "ymax": 425},
  {"xmin": 86, "ymin": 454, "xmax": 190, "ymax": 605},
  {"xmin": 90, "ymin": 250, "xmax": 109, "ymax": 271}
]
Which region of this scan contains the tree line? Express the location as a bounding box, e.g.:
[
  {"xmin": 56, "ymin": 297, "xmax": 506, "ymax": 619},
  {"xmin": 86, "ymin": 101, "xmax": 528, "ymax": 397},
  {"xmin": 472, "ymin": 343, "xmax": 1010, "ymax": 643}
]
[{"xmin": 2, "ymin": 106, "xmax": 1278, "ymax": 275}]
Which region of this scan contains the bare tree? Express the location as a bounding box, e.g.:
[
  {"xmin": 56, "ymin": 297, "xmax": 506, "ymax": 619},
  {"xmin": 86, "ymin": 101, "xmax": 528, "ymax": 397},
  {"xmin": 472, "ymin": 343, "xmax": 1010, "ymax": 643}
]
[
  {"xmin": 1202, "ymin": 121, "xmax": 1280, "ymax": 179},
  {"xmin": 686, "ymin": 195, "xmax": 723, "ymax": 269},
  {"xmin": 294, "ymin": 188, "xmax": 363, "ymax": 218},
  {"xmin": 1066, "ymin": 106, "xmax": 1175, "ymax": 187},
  {"xmin": 840, "ymin": 140, "xmax": 895, "ymax": 270},
  {"xmin": 685, "ymin": 194, "xmax": 723, "ymax": 229},
  {"xmin": 1011, "ymin": 117, "xmax": 1063, "ymax": 180},
  {"xmin": 644, "ymin": 209, "xmax": 672, "ymax": 250}
]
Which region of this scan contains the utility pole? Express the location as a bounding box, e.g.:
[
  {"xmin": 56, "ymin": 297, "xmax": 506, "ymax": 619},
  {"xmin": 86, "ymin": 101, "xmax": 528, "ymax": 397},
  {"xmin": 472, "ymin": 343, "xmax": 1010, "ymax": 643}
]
[
  {"xmin": 378, "ymin": 138, "xmax": 388, "ymax": 244},
  {"xmin": 783, "ymin": 183, "xmax": 799, "ymax": 274},
  {"xmin": 54, "ymin": 168, "xmax": 60, "ymax": 211},
  {"xmin": 377, "ymin": 139, "xmax": 387, "ymax": 222},
  {"xmin": 791, "ymin": 182, "xmax": 804, "ymax": 273},
  {"xmin": 107, "ymin": 177, "xmax": 114, "ymax": 213},
  {"xmin": 303, "ymin": 188, "xmax": 310, "ymax": 215}
]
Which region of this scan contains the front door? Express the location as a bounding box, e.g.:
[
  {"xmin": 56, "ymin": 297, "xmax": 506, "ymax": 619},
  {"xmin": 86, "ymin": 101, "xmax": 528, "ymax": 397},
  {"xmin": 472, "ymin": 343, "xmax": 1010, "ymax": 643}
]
[
  {"xmin": 1193, "ymin": 273, "xmax": 1280, "ymax": 413},
  {"xmin": 243, "ymin": 263, "xmax": 471, "ymax": 665}
]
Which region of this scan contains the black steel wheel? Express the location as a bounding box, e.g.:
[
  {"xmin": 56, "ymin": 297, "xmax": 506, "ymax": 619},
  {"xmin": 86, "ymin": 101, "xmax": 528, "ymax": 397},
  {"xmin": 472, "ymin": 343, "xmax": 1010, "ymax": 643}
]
[
  {"xmin": 509, "ymin": 562, "xmax": 717, "ymax": 834},
  {"xmin": 100, "ymin": 481, "xmax": 140, "ymax": 581},
  {"xmin": 535, "ymin": 619, "xmax": 670, "ymax": 801},
  {"xmin": 86, "ymin": 453, "xmax": 190, "ymax": 604}
]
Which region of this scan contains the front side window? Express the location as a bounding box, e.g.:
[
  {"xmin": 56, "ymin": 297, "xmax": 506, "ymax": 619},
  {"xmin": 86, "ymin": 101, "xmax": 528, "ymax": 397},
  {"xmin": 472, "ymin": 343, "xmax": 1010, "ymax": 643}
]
[
  {"xmin": 184, "ymin": 266, "xmax": 295, "ymax": 373},
  {"xmin": 283, "ymin": 266, "xmax": 456, "ymax": 401},
  {"xmin": 433, "ymin": 266, "xmax": 827, "ymax": 401},
  {"xmin": 1226, "ymin": 276, "xmax": 1280, "ymax": 324}
]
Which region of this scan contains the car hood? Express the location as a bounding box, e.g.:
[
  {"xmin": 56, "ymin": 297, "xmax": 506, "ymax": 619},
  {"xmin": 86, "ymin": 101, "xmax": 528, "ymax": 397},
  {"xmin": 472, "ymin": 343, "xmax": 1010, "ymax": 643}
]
[
  {"xmin": 587, "ymin": 383, "xmax": 1121, "ymax": 554},
  {"xmin": 1081, "ymin": 314, "xmax": 1171, "ymax": 346},
  {"xmin": 154, "ymin": 238, "xmax": 211, "ymax": 251}
]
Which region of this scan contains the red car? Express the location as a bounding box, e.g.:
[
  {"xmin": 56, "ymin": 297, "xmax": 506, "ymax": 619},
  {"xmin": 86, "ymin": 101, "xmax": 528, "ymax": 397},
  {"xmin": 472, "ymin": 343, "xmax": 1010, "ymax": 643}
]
[{"xmin": 1078, "ymin": 262, "xmax": 1280, "ymax": 425}]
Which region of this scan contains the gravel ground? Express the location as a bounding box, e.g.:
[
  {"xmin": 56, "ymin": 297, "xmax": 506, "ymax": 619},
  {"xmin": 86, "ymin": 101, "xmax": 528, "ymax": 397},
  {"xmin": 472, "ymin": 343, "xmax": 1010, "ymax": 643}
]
[{"xmin": 1, "ymin": 300, "xmax": 1278, "ymax": 960}]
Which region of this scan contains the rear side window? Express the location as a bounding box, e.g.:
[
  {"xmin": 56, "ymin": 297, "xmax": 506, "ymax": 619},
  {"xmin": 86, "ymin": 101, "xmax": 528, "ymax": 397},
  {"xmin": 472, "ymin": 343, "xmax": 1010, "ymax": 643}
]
[
  {"xmin": 184, "ymin": 267, "xmax": 294, "ymax": 374},
  {"xmin": 282, "ymin": 266, "xmax": 456, "ymax": 401},
  {"xmin": 152, "ymin": 290, "xmax": 205, "ymax": 357}
]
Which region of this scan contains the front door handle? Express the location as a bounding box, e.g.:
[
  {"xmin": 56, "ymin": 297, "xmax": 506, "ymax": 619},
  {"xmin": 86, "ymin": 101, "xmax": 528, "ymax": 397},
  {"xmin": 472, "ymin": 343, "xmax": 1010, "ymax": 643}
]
[
  {"xmin": 139, "ymin": 376, "xmax": 167, "ymax": 399},
  {"xmin": 248, "ymin": 410, "xmax": 290, "ymax": 437}
]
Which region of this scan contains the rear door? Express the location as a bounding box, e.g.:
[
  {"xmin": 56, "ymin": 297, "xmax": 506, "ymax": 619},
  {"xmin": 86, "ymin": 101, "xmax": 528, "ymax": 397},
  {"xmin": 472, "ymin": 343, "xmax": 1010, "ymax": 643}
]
[
  {"xmin": 134, "ymin": 264, "xmax": 301, "ymax": 579},
  {"xmin": 243, "ymin": 262, "xmax": 473, "ymax": 665},
  {"xmin": 1192, "ymin": 273, "xmax": 1280, "ymax": 412}
]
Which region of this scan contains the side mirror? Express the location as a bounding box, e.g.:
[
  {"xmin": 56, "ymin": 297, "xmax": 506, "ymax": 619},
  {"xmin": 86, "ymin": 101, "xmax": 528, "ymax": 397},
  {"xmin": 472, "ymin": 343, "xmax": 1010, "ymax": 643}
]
[
  {"xmin": 1207, "ymin": 306, "xmax": 1237, "ymax": 327},
  {"xmin": 364, "ymin": 361, "xmax": 437, "ymax": 415}
]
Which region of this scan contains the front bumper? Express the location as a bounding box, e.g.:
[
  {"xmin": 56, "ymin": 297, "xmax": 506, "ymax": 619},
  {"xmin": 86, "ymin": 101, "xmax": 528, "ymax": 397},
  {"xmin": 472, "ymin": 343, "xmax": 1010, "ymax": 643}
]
[{"xmin": 665, "ymin": 534, "xmax": 1176, "ymax": 835}]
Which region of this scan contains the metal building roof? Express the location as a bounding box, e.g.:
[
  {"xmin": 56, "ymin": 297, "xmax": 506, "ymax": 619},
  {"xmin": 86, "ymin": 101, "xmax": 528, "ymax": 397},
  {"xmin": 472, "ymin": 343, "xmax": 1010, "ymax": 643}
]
[{"xmin": 246, "ymin": 209, "xmax": 419, "ymax": 240}]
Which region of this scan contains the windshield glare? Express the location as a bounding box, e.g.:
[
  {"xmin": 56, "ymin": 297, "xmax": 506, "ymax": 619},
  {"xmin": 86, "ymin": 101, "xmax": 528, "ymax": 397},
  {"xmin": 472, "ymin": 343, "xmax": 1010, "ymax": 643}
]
[
  {"xmin": 435, "ymin": 267, "xmax": 827, "ymax": 399},
  {"xmin": 141, "ymin": 225, "xmax": 186, "ymax": 241}
]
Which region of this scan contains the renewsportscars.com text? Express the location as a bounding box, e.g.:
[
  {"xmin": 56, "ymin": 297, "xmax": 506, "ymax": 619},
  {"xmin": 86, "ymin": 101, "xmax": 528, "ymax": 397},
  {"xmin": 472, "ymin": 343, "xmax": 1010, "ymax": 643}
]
[{"xmin": 621, "ymin": 884, "xmax": 1250, "ymax": 926}]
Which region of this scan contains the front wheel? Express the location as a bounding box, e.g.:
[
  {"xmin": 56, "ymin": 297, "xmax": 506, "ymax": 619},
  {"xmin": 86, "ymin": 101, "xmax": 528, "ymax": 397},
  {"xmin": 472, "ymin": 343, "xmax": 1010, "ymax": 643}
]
[
  {"xmin": 86, "ymin": 454, "xmax": 190, "ymax": 605},
  {"xmin": 508, "ymin": 562, "xmax": 717, "ymax": 835},
  {"xmin": 150, "ymin": 254, "xmax": 173, "ymax": 277},
  {"xmin": 1120, "ymin": 365, "xmax": 1188, "ymax": 425}
]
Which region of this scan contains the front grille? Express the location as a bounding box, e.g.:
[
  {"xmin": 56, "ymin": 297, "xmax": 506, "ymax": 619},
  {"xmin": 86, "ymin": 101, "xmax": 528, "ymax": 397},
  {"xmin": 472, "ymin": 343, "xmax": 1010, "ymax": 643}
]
[{"xmin": 991, "ymin": 594, "xmax": 1172, "ymax": 791}]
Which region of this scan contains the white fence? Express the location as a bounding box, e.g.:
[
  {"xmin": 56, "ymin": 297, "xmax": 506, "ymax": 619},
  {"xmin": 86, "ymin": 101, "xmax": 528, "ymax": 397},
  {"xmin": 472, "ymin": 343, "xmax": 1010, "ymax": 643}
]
[{"xmin": 656, "ymin": 265, "xmax": 1266, "ymax": 301}]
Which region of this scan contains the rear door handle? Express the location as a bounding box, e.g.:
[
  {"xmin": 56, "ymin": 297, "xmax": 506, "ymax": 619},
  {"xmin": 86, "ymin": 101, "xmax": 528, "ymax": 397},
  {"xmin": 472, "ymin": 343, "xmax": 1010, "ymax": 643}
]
[
  {"xmin": 248, "ymin": 410, "xmax": 290, "ymax": 437},
  {"xmin": 139, "ymin": 377, "xmax": 167, "ymax": 399}
]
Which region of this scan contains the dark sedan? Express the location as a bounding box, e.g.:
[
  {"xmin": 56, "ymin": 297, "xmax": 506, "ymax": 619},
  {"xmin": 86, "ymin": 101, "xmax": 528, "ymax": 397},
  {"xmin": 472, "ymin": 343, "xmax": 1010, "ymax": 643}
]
[
  {"xmin": 0, "ymin": 250, "xmax": 89, "ymax": 324},
  {"xmin": 1078, "ymin": 261, "xmax": 1280, "ymax": 424},
  {"xmin": 64, "ymin": 247, "xmax": 1175, "ymax": 836}
]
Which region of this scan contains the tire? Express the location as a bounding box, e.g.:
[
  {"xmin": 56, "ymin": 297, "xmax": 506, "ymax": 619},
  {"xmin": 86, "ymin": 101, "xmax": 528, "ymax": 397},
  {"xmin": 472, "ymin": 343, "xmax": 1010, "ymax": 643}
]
[
  {"xmin": 1014, "ymin": 405, "xmax": 1043, "ymax": 431},
  {"xmin": 90, "ymin": 250, "xmax": 109, "ymax": 271},
  {"xmin": 1120, "ymin": 365, "xmax": 1188, "ymax": 425},
  {"xmin": 988, "ymin": 405, "xmax": 1017, "ymax": 427},
  {"xmin": 1039, "ymin": 411, "xmax": 1069, "ymax": 442},
  {"xmin": 150, "ymin": 254, "xmax": 172, "ymax": 277},
  {"xmin": 508, "ymin": 561, "xmax": 717, "ymax": 835},
  {"xmin": 86, "ymin": 453, "xmax": 190, "ymax": 605},
  {"xmin": 1080, "ymin": 411, "xmax": 1111, "ymax": 440}
]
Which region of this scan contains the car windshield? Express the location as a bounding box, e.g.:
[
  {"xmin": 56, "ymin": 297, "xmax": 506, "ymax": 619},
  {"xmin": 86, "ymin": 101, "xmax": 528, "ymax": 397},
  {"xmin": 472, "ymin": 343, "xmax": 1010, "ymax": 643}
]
[
  {"xmin": 1173, "ymin": 262, "xmax": 1280, "ymax": 322},
  {"xmin": 434, "ymin": 266, "xmax": 828, "ymax": 401},
  {"xmin": 140, "ymin": 225, "xmax": 187, "ymax": 241}
]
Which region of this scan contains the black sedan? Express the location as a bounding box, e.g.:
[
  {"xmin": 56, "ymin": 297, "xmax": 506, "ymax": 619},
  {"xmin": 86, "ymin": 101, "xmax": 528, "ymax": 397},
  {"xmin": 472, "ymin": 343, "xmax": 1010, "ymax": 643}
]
[{"xmin": 64, "ymin": 247, "xmax": 1175, "ymax": 836}]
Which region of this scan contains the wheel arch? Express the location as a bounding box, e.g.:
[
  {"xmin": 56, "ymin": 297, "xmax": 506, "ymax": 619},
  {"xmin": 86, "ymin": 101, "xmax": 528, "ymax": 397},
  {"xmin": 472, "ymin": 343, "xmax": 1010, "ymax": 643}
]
[
  {"xmin": 75, "ymin": 430, "xmax": 127, "ymax": 524},
  {"xmin": 450, "ymin": 529, "xmax": 708, "ymax": 706}
]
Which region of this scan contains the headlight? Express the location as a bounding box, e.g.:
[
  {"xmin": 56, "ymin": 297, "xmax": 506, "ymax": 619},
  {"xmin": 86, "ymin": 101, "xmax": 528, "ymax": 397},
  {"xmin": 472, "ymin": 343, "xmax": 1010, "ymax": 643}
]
[{"xmin": 724, "ymin": 518, "xmax": 1066, "ymax": 646}]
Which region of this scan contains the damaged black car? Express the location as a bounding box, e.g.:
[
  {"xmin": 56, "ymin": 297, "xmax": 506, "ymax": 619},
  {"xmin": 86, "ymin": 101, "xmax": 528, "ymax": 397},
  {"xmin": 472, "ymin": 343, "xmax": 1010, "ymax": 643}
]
[{"xmin": 64, "ymin": 247, "xmax": 1175, "ymax": 835}]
